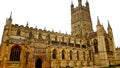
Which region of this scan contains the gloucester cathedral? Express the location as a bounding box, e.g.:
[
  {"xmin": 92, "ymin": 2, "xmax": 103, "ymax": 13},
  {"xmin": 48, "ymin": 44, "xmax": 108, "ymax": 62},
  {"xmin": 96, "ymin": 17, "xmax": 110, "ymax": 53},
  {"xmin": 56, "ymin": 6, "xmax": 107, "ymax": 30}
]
[{"xmin": 0, "ymin": 0, "xmax": 120, "ymax": 68}]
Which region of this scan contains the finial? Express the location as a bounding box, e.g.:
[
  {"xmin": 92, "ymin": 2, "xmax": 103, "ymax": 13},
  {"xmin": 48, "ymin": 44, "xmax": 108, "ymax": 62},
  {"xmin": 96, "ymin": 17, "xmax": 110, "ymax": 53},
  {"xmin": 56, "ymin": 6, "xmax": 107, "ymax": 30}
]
[{"xmin": 10, "ymin": 12, "xmax": 12, "ymax": 18}]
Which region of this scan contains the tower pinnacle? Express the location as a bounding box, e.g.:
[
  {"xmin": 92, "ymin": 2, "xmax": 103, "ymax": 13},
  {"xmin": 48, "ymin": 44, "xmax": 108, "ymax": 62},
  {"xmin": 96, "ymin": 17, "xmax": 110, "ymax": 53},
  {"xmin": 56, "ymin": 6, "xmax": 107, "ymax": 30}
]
[
  {"xmin": 78, "ymin": 0, "xmax": 82, "ymax": 6},
  {"xmin": 8, "ymin": 12, "xmax": 12, "ymax": 21},
  {"xmin": 71, "ymin": 0, "xmax": 74, "ymax": 8},
  {"xmin": 108, "ymin": 20, "xmax": 111, "ymax": 29},
  {"xmin": 97, "ymin": 16, "xmax": 101, "ymax": 25}
]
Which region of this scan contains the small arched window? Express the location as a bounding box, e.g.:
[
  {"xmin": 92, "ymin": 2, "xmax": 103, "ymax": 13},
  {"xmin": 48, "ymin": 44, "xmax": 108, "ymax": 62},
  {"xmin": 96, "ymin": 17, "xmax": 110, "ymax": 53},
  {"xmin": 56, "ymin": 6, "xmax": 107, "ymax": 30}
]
[
  {"xmin": 52, "ymin": 49, "xmax": 57, "ymax": 59},
  {"xmin": 62, "ymin": 50, "xmax": 65, "ymax": 60},
  {"xmin": 70, "ymin": 51, "xmax": 72, "ymax": 60},
  {"xmin": 10, "ymin": 45, "xmax": 21, "ymax": 61},
  {"xmin": 16, "ymin": 29, "xmax": 21, "ymax": 36}
]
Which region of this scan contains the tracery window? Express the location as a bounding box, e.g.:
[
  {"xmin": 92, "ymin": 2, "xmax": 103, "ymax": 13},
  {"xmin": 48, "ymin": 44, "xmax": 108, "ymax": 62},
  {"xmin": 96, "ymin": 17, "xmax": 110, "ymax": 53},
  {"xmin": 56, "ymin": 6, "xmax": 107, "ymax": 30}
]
[
  {"xmin": 52, "ymin": 49, "xmax": 57, "ymax": 59},
  {"xmin": 70, "ymin": 51, "xmax": 72, "ymax": 60},
  {"xmin": 62, "ymin": 50, "xmax": 65, "ymax": 60},
  {"xmin": 10, "ymin": 46, "xmax": 21, "ymax": 61},
  {"xmin": 16, "ymin": 29, "xmax": 21, "ymax": 36}
]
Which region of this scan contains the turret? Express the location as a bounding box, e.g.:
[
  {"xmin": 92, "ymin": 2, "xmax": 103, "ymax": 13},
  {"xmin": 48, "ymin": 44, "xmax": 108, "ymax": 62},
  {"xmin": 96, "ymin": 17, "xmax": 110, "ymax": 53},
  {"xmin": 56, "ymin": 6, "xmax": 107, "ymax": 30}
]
[{"xmin": 96, "ymin": 17, "xmax": 109, "ymax": 66}]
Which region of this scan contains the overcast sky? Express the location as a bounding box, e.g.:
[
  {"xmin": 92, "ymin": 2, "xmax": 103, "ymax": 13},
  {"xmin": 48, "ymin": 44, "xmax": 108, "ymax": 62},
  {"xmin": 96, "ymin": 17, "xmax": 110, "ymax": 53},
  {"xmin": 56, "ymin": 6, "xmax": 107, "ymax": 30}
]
[{"xmin": 0, "ymin": 0, "xmax": 120, "ymax": 47}]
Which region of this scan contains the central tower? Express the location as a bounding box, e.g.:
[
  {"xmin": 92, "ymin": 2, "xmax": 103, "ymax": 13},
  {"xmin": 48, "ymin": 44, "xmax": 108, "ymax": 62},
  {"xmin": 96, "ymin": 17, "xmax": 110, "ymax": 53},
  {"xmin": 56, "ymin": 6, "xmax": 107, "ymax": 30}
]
[{"xmin": 71, "ymin": 0, "xmax": 93, "ymax": 38}]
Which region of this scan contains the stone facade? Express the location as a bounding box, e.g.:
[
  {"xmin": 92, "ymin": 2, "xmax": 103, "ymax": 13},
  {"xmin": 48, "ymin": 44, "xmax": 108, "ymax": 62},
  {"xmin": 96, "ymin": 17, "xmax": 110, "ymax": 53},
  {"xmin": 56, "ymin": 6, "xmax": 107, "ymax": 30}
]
[{"xmin": 0, "ymin": 0, "xmax": 120, "ymax": 68}]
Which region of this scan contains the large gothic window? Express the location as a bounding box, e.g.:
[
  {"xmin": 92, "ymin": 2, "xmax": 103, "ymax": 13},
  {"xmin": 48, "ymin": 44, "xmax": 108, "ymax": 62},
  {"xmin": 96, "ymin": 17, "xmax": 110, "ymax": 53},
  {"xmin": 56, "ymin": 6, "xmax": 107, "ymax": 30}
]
[
  {"xmin": 94, "ymin": 39, "xmax": 98, "ymax": 53},
  {"xmin": 52, "ymin": 49, "xmax": 57, "ymax": 59},
  {"xmin": 10, "ymin": 45, "xmax": 21, "ymax": 61},
  {"xmin": 70, "ymin": 51, "xmax": 72, "ymax": 60},
  {"xmin": 105, "ymin": 38, "xmax": 110, "ymax": 52},
  {"xmin": 16, "ymin": 29, "xmax": 21, "ymax": 36},
  {"xmin": 62, "ymin": 50, "xmax": 65, "ymax": 60}
]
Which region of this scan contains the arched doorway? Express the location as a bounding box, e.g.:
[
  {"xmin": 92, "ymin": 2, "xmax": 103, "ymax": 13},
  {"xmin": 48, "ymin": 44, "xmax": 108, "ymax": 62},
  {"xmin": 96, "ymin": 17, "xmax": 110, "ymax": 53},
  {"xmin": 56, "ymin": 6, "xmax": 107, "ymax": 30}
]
[{"xmin": 35, "ymin": 58, "xmax": 42, "ymax": 68}]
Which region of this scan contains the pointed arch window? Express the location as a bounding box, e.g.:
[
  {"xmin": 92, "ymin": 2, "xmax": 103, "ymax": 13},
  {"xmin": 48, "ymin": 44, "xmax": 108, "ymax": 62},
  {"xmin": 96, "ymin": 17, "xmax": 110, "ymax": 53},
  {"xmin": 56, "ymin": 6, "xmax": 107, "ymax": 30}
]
[
  {"xmin": 29, "ymin": 32, "xmax": 33, "ymax": 39},
  {"xmin": 77, "ymin": 51, "xmax": 79, "ymax": 60},
  {"xmin": 62, "ymin": 50, "xmax": 65, "ymax": 60},
  {"xmin": 38, "ymin": 33, "xmax": 43, "ymax": 40},
  {"xmin": 10, "ymin": 45, "xmax": 21, "ymax": 61},
  {"xmin": 105, "ymin": 38, "xmax": 110, "ymax": 52},
  {"xmin": 16, "ymin": 29, "xmax": 21, "ymax": 36},
  {"xmin": 94, "ymin": 39, "xmax": 98, "ymax": 53},
  {"xmin": 70, "ymin": 51, "xmax": 72, "ymax": 60},
  {"xmin": 52, "ymin": 49, "xmax": 57, "ymax": 59}
]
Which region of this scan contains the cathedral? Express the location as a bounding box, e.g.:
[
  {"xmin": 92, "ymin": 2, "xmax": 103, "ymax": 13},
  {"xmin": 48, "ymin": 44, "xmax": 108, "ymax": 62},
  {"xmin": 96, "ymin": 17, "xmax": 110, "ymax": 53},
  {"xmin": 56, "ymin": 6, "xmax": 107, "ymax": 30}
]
[{"xmin": 0, "ymin": 0, "xmax": 120, "ymax": 68}]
